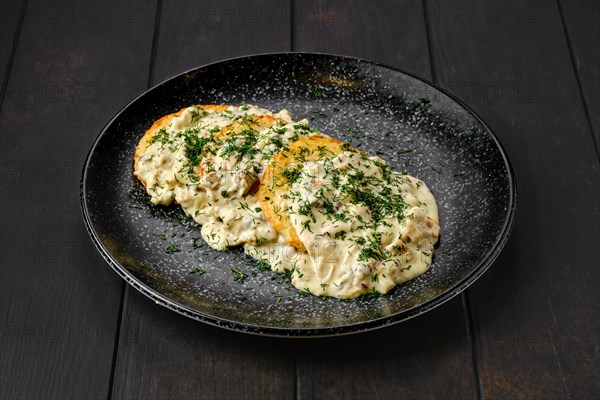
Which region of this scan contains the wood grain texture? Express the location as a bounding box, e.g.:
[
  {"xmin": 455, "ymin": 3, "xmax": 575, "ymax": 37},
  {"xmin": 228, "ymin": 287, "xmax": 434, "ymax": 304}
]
[
  {"xmin": 298, "ymin": 304, "xmax": 477, "ymax": 400},
  {"xmin": 294, "ymin": 1, "xmax": 478, "ymax": 399},
  {"xmin": 0, "ymin": 0, "xmax": 24, "ymax": 92},
  {"xmin": 153, "ymin": 0, "xmax": 291, "ymax": 84},
  {"xmin": 111, "ymin": 1, "xmax": 296, "ymax": 399},
  {"xmin": 112, "ymin": 290, "xmax": 296, "ymax": 400},
  {"xmin": 559, "ymin": 0, "xmax": 600, "ymax": 154},
  {"xmin": 425, "ymin": 0, "xmax": 600, "ymax": 398},
  {"xmin": 0, "ymin": 1, "xmax": 157, "ymax": 398},
  {"xmin": 293, "ymin": 0, "xmax": 431, "ymax": 77},
  {"xmin": 1, "ymin": 0, "xmax": 597, "ymax": 398}
]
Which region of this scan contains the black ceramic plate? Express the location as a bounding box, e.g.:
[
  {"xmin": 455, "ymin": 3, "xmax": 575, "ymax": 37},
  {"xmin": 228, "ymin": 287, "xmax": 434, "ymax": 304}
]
[{"xmin": 81, "ymin": 53, "xmax": 516, "ymax": 337}]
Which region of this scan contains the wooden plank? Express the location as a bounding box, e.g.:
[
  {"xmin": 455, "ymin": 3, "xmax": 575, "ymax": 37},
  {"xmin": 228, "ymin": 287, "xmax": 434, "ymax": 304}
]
[
  {"xmin": 293, "ymin": 0, "xmax": 431, "ymax": 76},
  {"xmin": 425, "ymin": 1, "xmax": 600, "ymax": 398},
  {"xmin": 112, "ymin": 288, "xmax": 296, "ymax": 400},
  {"xmin": 0, "ymin": 0, "xmax": 24, "ymax": 92},
  {"xmin": 111, "ymin": 1, "xmax": 296, "ymax": 399},
  {"xmin": 293, "ymin": 1, "xmax": 478, "ymax": 399},
  {"xmin": 0, "ymin": 1, "xmax": 157, "ymax": 398},
  {"xmin": 152, "ymin": 0, "xmax": 292, "ymax": 84},
  {"xmin": 559, "ymin": 0, "xmax": 600, "ymax": 154},
  {"xmin": 298, "ymin": 304, "xmax": 477, "ymax": 400}
]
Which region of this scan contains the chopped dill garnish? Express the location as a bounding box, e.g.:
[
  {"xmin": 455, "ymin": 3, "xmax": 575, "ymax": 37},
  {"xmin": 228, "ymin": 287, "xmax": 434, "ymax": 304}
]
[
  {"xmin": 255, "ymin": 259, "xmax": 271, "ymax": 272},
  {"xmin": 280, "ymin": 268, "xmax": 295, "ymax": 282},
  {"xmin": 281, "ymin": 164, "xmax": 303, "ymax": 184},
  {"xmin": 409, "ymin": 97, "xmax": 431, "ymax": 111},
  {"xmin": 165, "ymin": 243, "xmax": 181, "ymax": 254},
  {"xmin": 357, "ymin": 233, "xmax": 387, "ymax": 262},
  {"xmin": 191, "ymin": 237, "xmax": 204, "ymax": 249},
  {"xmin": 184, "ymin": 130, "xmax": 213, "ymax": 174},
  {"xmin": 396, "ymin": 148, "xmax": 413, "ymax": 155},
  {"xmin": 190, "ymin": 267, "xmax": 206, "ymax": 276},
  {"xmin": 231, "ymin": 268, "xmax": 248, "ymax": 283},
  {"xmin": 311, "ymin": 84, "xmax": 323, "ymax": 98},
  {"xmin": 149, "ymin": 128, "xmax": 169, "ymax": 146},
  {"xmin": 220, "ymin": 129, "xmax": 259, "ymax": 159}
]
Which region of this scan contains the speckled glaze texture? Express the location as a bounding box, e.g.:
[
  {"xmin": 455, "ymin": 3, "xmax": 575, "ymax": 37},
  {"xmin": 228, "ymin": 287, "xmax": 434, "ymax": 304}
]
[{"xmin": 81, "ymin": 53, "xmax": 516, "ymax": 337}]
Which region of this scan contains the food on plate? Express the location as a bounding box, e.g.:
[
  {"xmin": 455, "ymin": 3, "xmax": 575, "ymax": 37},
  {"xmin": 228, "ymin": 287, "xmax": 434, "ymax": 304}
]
[
  {"xmin": 174, "ymin": 115, "xmax": 317, "ymax": 250},
  {"xmin": 134, "ymin": 104, "xmax": 292, "ymax": 205},
  {"xmin": 253, "ymin": 135, "xmax": 439, "ymax": 298},
  {"xmin": 134, "ymin": 104, "xmax": 439, "ymax": 298},
  {"xmin": 258, "ymin": 135, "xmax": 356, "ymax": 252}
]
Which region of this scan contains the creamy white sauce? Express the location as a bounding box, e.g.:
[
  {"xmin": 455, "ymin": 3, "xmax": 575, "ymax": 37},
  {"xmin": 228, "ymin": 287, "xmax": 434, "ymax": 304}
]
[
  {"xmin": 135, "ymin": 105, "xmax": 292, "ymax": 205},
  {"xmin": 245, "ymin": 151, "xmax": 439, "ymax": 298},
  {"xmin": 135, "ymin": 105, "xmax": 439, "ymax": 299},
  {"xmin": 176, "ymin": 120, "xmax": 316, "ymax": 250}
]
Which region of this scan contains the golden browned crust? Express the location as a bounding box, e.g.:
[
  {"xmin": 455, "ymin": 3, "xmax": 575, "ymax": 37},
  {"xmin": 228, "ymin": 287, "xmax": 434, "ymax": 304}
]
[
  {"xmin": 133, "ymin": 104, "xmax": 230, "ymax": 187},
  {"xmin": 258, "ymin": 135, "xmax": 359, "ymax": 251}
]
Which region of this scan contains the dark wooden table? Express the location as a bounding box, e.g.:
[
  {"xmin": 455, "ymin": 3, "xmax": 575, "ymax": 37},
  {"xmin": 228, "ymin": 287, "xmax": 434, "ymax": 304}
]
[{"xmin": 1, "ymin": 1, "xmax": 598, "ymax": 399}]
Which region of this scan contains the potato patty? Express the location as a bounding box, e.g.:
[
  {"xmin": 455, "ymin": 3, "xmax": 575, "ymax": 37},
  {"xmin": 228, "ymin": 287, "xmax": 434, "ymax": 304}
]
[{"xmin": 258, "ymin": 135, "xmax": 360, "ymax": 251}]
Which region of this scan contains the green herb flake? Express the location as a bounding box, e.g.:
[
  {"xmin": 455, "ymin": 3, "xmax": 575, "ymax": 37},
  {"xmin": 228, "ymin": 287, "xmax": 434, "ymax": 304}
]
[
  {"xmin": 190, "ymin": 267, "xmax": 206, "ymax": 276},
  {"xmin": 409, "ymin": 97, "xmax": 431, "ymax": 111},
  {"xmin": 311, "ymin": 84, "xmax": 323, "ymax": 99},
  {"xmin": 255, "ymin": 259, "xmax": 271, "ymax": 272},
  {"xmin": 231, "ymin": 268, "xmax": 248, "ymax": 284},
  {"xmin": 396, "ymin": 148, "xmax": 413, "ymax": 155},
  {"xmin": 165, "ymin": 243, "xmax": 181, "ymax": 254},
  {"xmin": 191, "ymin": 237, "xmax": 204, "ymax": 249}
]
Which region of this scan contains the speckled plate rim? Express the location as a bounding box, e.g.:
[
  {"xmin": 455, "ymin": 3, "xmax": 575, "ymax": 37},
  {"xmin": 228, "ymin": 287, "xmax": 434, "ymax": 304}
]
[{"xmin": 80, "ymin": 52, "xmax": 517, "ymax": 337}]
